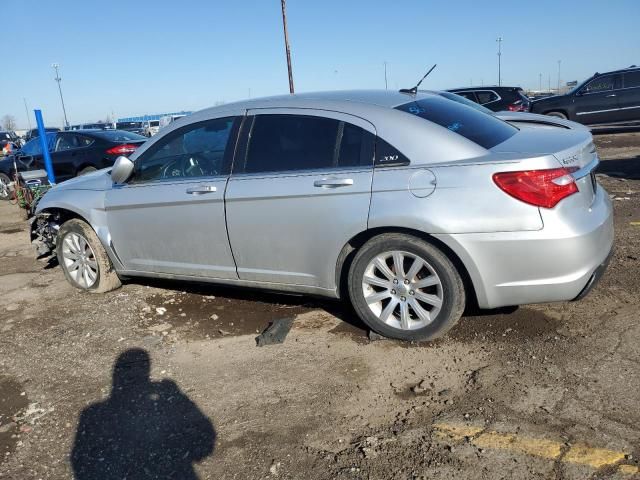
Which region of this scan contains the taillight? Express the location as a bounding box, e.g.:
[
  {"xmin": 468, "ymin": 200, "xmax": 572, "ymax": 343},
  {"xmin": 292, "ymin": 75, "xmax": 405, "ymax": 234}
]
[
  {"xmin": 493, "ymin": 168, "xmax": 578, "ymax": 208},
  {"xmin": 106, "ymin": 144, "xmax": 139, "ymax": 155},
  {"xmin": 507, "ymin": 102, "xmax": 527, "ymax": 112}
]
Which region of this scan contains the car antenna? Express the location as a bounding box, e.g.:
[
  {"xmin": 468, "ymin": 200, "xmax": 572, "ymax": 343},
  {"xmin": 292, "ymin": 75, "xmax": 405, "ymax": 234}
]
[{"xmin": 399, "ymin": 64, "xmax": 437, "ymax": 95}]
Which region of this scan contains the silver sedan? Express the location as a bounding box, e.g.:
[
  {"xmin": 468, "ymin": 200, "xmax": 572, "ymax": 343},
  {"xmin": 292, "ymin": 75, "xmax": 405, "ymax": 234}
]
[{"xmin": 31, "ymin": 90, "xmax": 613, "ymax": 341}]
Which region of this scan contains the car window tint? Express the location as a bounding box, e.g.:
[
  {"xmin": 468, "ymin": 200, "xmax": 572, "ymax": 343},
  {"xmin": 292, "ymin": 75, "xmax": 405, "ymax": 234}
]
[
  {"xmin": 396, "ymin": 96, "xmax": 517, "ymax": 149},
  {"xmin": 245, "ymin": 115, "xmax": 339, "ymax": 173},
  {"xmin": 455, "ymin": 91, "xmax": 478, "ymax": 103},
  {"xmin": 55, "ymin": 134, "xmax": 92, "ymax": 151},
  {"xmin": 623, "ymin": 71, "xmax": 640, "ymax": 88},
  {"xmin": 476, "ymin": 91, "xmax": 499, "ymax": 104},
  {"xmin": 375, "ymin": 138, "xmax": 410, "ymax": 166},
  {"xmin": 583, "ymin": 75, "xmax": 614, "ymax": 93},
  {"xmin": 134, "ymin": 117, "xmax": 235, "ymax": 182},
  {"xmin": 338, "ymin": 122, "xmax": 374, "ymax": 167}
]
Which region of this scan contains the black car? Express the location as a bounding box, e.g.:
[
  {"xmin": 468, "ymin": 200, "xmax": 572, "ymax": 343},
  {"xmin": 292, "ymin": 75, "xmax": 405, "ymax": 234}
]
[
  {"xmin": 0, "ymin": 130, "xmax": 146, "ymax": 199},
  {"xmin": 530, "ymin": 66, "xmax": 640, "ymax": 126},
  {"xmin": 447, "ymin": 86, "xmax": 530, "ymax": 112},
  {"xmin": 24, "ymin": 127, "xmax": 61, "ymax": 142}
]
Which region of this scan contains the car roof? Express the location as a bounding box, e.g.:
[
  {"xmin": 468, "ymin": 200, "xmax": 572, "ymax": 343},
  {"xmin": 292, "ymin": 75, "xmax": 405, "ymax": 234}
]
[
  {"xmin": 593, "ymin": 66, "xmax": 639, "ymax": 76},
  {"xmin": 448, "ymin": 86, "xmax": 521, "ymax": 91},
  {"xmin": 195, "ymin": 89, "xmax": 438, "ymax": 117}
]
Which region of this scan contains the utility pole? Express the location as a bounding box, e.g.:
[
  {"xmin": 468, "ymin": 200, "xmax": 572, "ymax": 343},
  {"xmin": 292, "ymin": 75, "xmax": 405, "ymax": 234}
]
[
  {"xmin": 557, "ymin": 60, "xmax": 561, "ymax": 94},
  {"xmin": 539, "ymin": 73, "xmax": 542, "ymax": 92},
  {"xmin": 384, "ymin": 61, "xmax": 388, "ymax": 90},
  {"xmin": 280, "ymin": 0, "xmax": 295, "ymax": 94},
  {"xmin": 51, "ymin": 63, "xmax": 69, "ymax": 128},
  {"xmin": 23, "ymin": 98, "xmax": 32, "ymax": 130},
  {"xmin": 496, "ymin": 37, "xmax": 503, "ymax": 86},
  {"xmin": 548, "ymin": 74, "xmax": 551, "ymax": 93}
]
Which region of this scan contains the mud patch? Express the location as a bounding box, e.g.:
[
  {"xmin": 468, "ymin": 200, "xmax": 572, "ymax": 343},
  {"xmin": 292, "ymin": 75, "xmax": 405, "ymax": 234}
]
[
  {"xmin": 141, "ymin": 291, "xmax": 313, "ymax": 339},
  {"xmin": 0, "ymin": 228, "xmax": 23, "ymax": 235},
  {"xmin": 0, "ymin": 376, "xmax": 28, "ymax": 464},
  {"xmin": 450, "ymin": 307, "xmax": 558, "ymax": 342}
]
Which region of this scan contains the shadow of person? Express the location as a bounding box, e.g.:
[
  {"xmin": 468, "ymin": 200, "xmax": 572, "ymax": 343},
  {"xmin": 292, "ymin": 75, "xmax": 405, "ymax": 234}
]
[{"xmin": 71, "ymin": 348, "xmax": 215, "ymax": 479}]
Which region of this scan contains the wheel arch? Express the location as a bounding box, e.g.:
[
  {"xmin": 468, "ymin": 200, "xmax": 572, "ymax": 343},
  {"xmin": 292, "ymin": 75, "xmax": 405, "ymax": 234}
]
[
  {"xmin": 334, "ymin": 227, "xmax": 480, "ymax": 310},
  {"xmin": 543, "ymin": 109, "xmax": 569, "ymax": 119}
]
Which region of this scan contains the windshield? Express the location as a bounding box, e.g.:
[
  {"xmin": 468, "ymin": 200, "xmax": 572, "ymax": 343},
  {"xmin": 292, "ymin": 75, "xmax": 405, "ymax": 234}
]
[
  {"xmin": 437, "ymin": 91, "xmax": 495, "ymax": 115},
  {"xmin": 396, "ymin": 96, "xmax": 517, "ymax": 149},
  {"xmin": 92, "ymin": 130, "xmax": 147, "ymax": 142}
]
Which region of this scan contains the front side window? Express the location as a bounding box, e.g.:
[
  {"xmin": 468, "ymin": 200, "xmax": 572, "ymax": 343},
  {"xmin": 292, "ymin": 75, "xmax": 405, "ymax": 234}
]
[
  {"xmin": 476, "ymin": 91, "xmax": 499, "ymax": 104},
  {"xmin": 583, "ymin": 75, "xmax": 615, "ymax": 93},
  {"xmin": 21, "ymin": 133, "xmax": 56, "ymax": 155},
  {"xmin": 396, "ymin": 96, "xmax": 517, "ymax": 149},
  {"xmin": 134, "ymin": 117, "xmax": 236, "ymax": 182},
  {"xmin": 244, "ymin": 114, "xmax": 372, "ymax": 174}
]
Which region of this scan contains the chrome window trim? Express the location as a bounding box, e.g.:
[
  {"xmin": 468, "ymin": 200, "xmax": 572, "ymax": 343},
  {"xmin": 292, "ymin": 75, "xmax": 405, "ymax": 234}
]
[{"xmin": 576, "ymin": 105, "xmax": 640, "ymax": 116}]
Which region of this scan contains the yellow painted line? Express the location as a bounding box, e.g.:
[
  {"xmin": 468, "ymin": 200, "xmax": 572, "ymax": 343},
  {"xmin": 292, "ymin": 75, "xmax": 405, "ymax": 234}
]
[{"xmin": 434, "ymin": 423, "xmax": 636, "ymax": 473}]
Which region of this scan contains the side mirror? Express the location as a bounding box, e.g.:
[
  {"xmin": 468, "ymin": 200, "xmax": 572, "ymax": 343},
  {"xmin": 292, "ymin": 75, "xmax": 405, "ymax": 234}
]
[{"xmin": 111, "ymin": 156, "xmax": 134, "ymax": 184}]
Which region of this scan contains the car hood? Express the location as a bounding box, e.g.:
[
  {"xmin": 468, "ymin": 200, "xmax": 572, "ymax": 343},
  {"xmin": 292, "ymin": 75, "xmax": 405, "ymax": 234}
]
[
  {"xmin": 495, "ymin": 111, "xmax": 588, "ymax": 131},
  {"xmin": 492, "ymin": 127, "xmax": 595, "ymax": 169},
  {"xmin": 50, "ymin": 168, "xmax": 112, "ymax": 192}
]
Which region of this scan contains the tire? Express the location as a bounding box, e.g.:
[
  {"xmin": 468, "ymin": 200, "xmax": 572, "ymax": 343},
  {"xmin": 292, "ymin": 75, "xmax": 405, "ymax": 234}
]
[
  {"xmin": 56, "ymin": 219, "xmax": 121, "ymax": 293},
  {"xmin": 545, "ymin": 111, "xmax": 567, "ymax": 120},
  {"xmin": 0, "ymin": 173, "xmax": 12, "ymax": 201},
  {"xmin": 77, "ymin": 166, "xmax": 98, "ymax": 176},
  {"xmin": 348, "ymin": 233, "xmax": 465, "ymax": 341}
]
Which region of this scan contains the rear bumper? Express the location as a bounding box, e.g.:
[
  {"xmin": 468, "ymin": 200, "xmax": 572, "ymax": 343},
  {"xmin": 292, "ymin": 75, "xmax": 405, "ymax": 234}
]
[
  {"xmin": 434, "ymin": 185, "xmax": 614, "ymax": 309},
  {"xmin": 572, "ymin": 248, "xmax": 612, "ymax": 301}
]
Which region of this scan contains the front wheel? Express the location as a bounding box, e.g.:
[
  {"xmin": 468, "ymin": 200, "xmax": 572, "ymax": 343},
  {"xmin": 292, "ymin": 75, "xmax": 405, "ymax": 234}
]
[
  {"xmin": 348, "ymin": 234, "xmax": 465, "ymax": 341},
  {"xmin": 56, "ymin": 219, "xmax": 121, "ymax": 293},
  {"xmin": 0, "ymin": 173, "xmax": 12, "ymax": 200}
]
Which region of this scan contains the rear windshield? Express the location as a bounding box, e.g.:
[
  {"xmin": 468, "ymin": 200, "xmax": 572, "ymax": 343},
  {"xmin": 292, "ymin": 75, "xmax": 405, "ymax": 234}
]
[
  {"xmin": 92, "ymin": 130, "xmax": 146, "ymax": 142},
  {"xmin": 395, "ymin": 96, "xmax": 517, "ymax": 149}
]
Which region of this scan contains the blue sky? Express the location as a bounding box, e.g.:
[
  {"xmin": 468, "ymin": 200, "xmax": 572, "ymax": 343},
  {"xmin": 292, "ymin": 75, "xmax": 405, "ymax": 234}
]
[{"xmin": 2, "ymin": 0, "xmax": 639, "ymax": 129}]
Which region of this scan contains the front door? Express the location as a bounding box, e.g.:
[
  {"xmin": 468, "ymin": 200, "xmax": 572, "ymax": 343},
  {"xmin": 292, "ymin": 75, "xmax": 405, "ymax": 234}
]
[
  {"xmin": 225, "ymin": 110, "xmax": 375, "ymax": 290},
  {"xmin": 574, "ymin": 74, "xmax": 622, "ymax": 125},
  {"xmin": 105, "ymin": 117, "xmax": 240, "ymax": 278}
]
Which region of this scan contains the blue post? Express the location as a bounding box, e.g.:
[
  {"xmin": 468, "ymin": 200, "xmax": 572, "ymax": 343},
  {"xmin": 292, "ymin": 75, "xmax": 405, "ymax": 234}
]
[{"xmin": 34, "ymin": 109, "xmax": 56, "ymax": 184}]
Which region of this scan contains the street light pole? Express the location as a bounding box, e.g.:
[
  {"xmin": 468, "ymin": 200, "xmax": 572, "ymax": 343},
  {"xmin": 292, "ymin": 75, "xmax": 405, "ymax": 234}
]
[
  {"xmin": 539, "ymin": 73, "xmax": 542, "ymax": 92},
  {"xmin": 557, "ymin": 60, "xmax": 561, "ymax": 94},
  {"xmin": 384, "ymin": 61, "xmax": 388, "ymax": 90},
  {"xmin": 280, "ymin": 0, "xmax": 295, "ymax": 94},
  {"xmin": 496, "ymin": 37, "xmax": 503, "ymax": 86},
  {"xmin": 23, "ymin": 98, "xmax": 32, "ymax": 130},
  {"xmin": 51, "ymin": 63, "xmax": 69, "ymax": 128}
]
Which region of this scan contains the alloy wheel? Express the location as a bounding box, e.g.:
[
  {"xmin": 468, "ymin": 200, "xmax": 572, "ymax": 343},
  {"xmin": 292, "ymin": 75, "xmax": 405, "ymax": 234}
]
[
  {"xmin": 61, "ymin": 232, "xmax": 99, "ymax": 288},
  {"xmin": 361, "ymin": 250, "xmax": 443, "ymax": 330}
]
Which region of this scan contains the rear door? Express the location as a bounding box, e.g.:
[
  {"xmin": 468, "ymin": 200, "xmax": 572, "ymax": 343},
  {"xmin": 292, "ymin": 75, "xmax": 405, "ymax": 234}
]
[
  {"xmin": 105, "ymin": 116, "xmax": 241, "ymax": 278},
  {"xmin": 574, "ymin": 74, "xmax": 622, "ymax": 124},
  {"xmin": 617, "ymin": 71, "xmax": 640, "ymax": 123},
  {"xmin": 225, "ymin": 110, "xmax": 375, "ymax": 290},
  {"xmin": 52, "ymin": 133, "xmax": 95, "ymax": 180}
]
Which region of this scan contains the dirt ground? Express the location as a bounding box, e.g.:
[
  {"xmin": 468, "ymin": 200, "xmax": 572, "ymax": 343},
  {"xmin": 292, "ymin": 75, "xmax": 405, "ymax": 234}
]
[{"xmin": 0, "ymin": 132, "xmax": 639, "ymax": 479}]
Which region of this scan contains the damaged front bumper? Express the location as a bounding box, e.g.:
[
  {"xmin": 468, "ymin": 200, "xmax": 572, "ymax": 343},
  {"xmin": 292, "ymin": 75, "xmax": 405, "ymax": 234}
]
[{"xmin": 30, "ymin": 212, "xmax": 61, "ymax": 258}]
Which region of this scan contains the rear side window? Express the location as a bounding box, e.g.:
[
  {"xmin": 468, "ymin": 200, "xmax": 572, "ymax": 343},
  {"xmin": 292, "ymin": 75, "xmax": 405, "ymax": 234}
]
[
  {"xmin": 455, "ymin": 91, "xmax": 478, "ymax": 103},
  {"xmin": 476, "ymin": 91, "xmax": 499, "ymax": 104},
  {"xmin": 396, "ymin": 96, "xmax": 517, "ymax": 149},
  {"xmin": 583, "ymin": 75, "xmax": 615, "ymax": 93},
  {"xmin": 623, "ymin": 71, "xmax": 640, "ymax": 88},
  {"xmin": 244, "ymin": 115, "xmax": 373, "ymax": 173}
]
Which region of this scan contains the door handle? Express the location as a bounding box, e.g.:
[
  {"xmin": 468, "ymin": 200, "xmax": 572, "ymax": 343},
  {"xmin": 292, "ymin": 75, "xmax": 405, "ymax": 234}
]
[
  {"xmin": 605, "ymin": 94, "xmax": 617, "ymax": 98},
  {"xmin": 186, "ymin": 185, "xmax": 217, "ymax": 194},
  {"xmin": 313, "ymin": 178, "xmax": 354, "ymax": 188}
]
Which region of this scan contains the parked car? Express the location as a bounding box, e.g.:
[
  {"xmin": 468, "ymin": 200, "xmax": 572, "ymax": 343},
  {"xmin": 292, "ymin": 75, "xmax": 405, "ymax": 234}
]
[
  {"xmin": 530, "ymin": 66, "xmax": 640, "ymax": 126},
  {"xmin": 115, "ymin": 122, "xmax": 145, "ymax": 136},
  {"xmin": 66, "ymin": 123, "xmax": 112, "ymax": 131},
  {"xmin": 0, "ymin": 129, "xmax": 146, "ymax": 199},
  {"xmin": 447, "ymin": 86, "xmax": 530, "ymax": 112},
  {"xmin": 433, "ymin": 91, "xmax": 588, "ymax": 131},
  {"xmin": 31, "ymin": 90, "xmax": 613, "ymax": 341},
  {"xmin": 142, "ymin": 120, "xmax": 160, "ymax": 137},
  {"xmin": 159, "ymin": 114, "xmax": 187, "ymax": 130},
  {"xmin": 24, "ymin": 127, "xmax": 61, "ymax": 142}
]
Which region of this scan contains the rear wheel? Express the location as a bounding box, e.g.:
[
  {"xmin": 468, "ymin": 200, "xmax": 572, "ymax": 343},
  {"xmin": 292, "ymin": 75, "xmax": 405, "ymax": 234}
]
[
  {"xmin": 0, "ymin": 173, "xmax": 12, "ymax": 200},
  {"xmin": 348, "ymin": 234, "xmax": 465, "ymax": 341},
  {"xmin": 545, "ymin": 111, "xmax": 567, "ymax": 120},
  {"xmin": 56, "ymin": 219, "xmax": 121, "ymax": 293},
  {"xmin": 77, "ymin": 166, "xmax": 97, "ymax": 176}
]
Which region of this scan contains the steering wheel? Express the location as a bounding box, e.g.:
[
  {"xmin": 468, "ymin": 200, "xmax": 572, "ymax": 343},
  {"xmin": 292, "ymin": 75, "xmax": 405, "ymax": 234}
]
[{"xmin": 161, "ymin": 154, "xmax": 215, "ymax": 179}]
